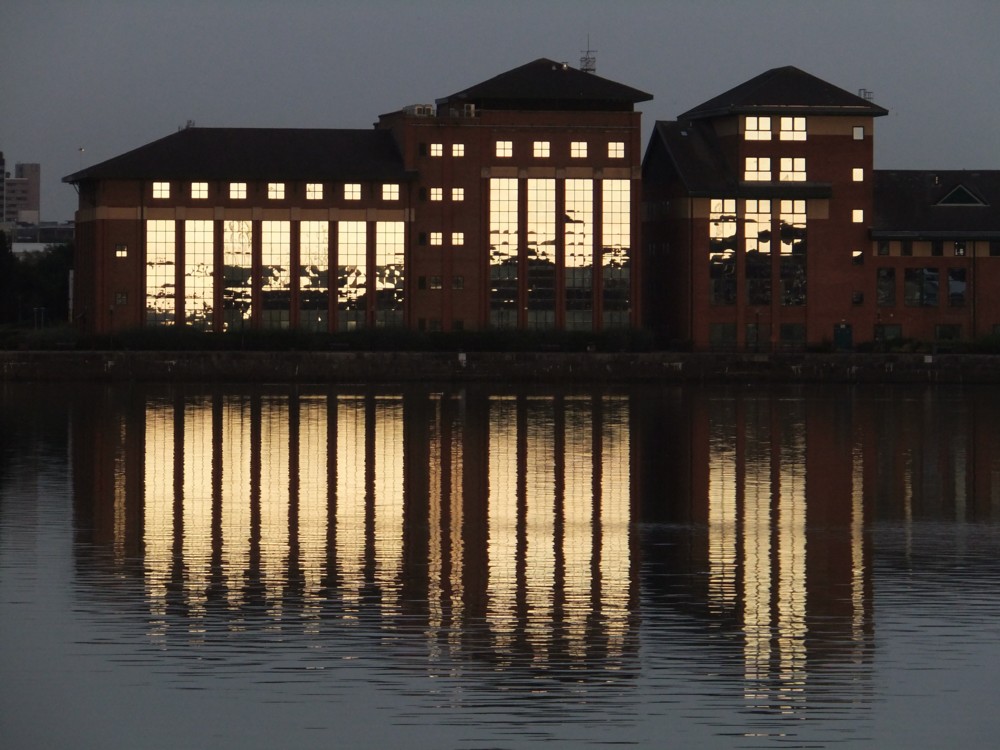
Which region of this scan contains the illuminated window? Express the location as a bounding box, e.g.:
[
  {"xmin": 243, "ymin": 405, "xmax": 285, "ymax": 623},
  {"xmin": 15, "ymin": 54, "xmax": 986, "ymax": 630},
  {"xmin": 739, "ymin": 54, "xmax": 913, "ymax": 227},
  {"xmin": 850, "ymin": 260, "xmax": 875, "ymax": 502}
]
[
  {"xmin": 430, "ymin": 232, "xmax": 443, "ymax": 245},
  {"xmin": 184, "ymin": 219, "xmax": 214, "ymax": 330},
  {"xmin": 452, "ymin": 232, "xmax": 464, "ymax": 246},
  {"xmin": 490, "ymin": 177, "xmax": 519, "ymax": 328},
  {"xmin": 452, "ymin": 143, "xmax": 465, "ymax": 157},
  {"xmin": 430, "ymin": 143, "xmax": 443, "ymax": 157},
  {"xmin": 709, "ymin": 199, "xmax": 737, "ymax": 305},
  {"xmin": 115, "ymin": 244, "xmax": 128, "ymax": 258},
  {"xmin": 268, "ymin": 182, "xmax": 285, "ymax": 200},
  {"xmin": 745, "ymin": 199, "xmax": 771, "ymax": 305},
  {"xmin": 852, "ymin": 209, "xmax": 864, "ymax": 223},
  {"xmin": 337, "ymin": 221, "xmax": 366, "ymax": 331},
  {"xmin": 375, "ymin": 221, "xmax": 405, "ymax": 327},
  {"xmin": 779, "ymin": 157, "xmax": 806, "ymax": 182},
  {"xmin": 744, "ymin": 116, "xmax": 771, "ymax": 140},
  {"xmin": 571, "ymin": 141, "xmax": 588, "ymax": 158},
  {"xmin": 223, "ymin": 220, "xmax": 252, "ymax": 330},
  {"xmin": 344, "ymin": 184, "xmax": 361, "ymax": 200},
  {"xmin": 526, "ymin": 178, "xmax": 555, "ymax": 329},
  {"xmin": 564, "ymin": 179, "xmax": 593, "ymax": 330},
  {"xmin": 430, "ymin": 187, "xmax": 443, "ymax": 201},
  {"xmin": 153, "ymin": 182, "xmax": 170, "ymax": 199},
  {"xmin": 382, "ymin": 184, "xmax": 399, "ymax": 200},
  {"xmin": 191, "ymin": 182, "xmax": 208, "ymax": 199},
  {"xmin": 533, "ymin": 141, "xmax": 550, "ymax": 158},
  {"xmin": 261, "ymin": 221, "xmax": 290, "ymax": 328},
  {"xmin": 602, "ymin": 179, "xmax": 631, "ymax": 327},
  {"xmin": 608, "ymin": 142, "xmax": 625, "ymax": 158},
  {"xmin": 496, "ymin": 140, "xmax": 512, "ymax": 158},
  {"xmin": 300, "ymin": 220, "xmax": 329, "ymax": 331},
  {"xmin": 306, "ymin": 183, "xmax": 323, "ymax": 200},
  {"xmin": 780, "ymin": 116, "xmax": 806, "ymax": 141},
  {"xmin": 429, "ymin": 276, "xmax": 442, "ymax": 289},
  {"xmin": 229, "ymin": 182, "xmax": 246, "ymax": 199},
  {"xmin": 853, "ymin": 168, "xmax": 864, "ymax": 182},
  {"xmin": 451, "ymin": 187, "xmax": 464, "ymax": 201},
  {"xmin": 853, "ymin": 126, "xmax": 865, "ymax": 140},
  {"xmin": 745, "ymin": 157, "xmax": 771, "ymax": 181},
  {"xmin": 853, "ymin": 249, "xmax": 864, "ymax": 265},
  {"xmin": 779, "ymin": 199, "xmax": 807, "ymax": 306},
  {"xmin": 145, "ymin": 219, "xmax": 175, "ymax": 325}
]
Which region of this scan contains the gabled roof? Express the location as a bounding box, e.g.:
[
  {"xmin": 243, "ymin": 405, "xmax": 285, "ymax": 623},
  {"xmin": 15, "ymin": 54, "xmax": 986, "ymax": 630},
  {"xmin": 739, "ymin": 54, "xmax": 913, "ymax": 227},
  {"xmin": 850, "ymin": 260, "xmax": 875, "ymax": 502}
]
[
  {"xmin": 874, "ymin": 171, "xmax": 1000, "ymax": 237},
  {"xmin": 680, "ymin": 66, "xmax": 888, "ymax": 120},
  {"xmin": 437, "ymin": 58, "xmax": 652, "ymax": 112},
  {"xmin": 64, "ymin": 127, "xmax": 408, "ymax": 183}
]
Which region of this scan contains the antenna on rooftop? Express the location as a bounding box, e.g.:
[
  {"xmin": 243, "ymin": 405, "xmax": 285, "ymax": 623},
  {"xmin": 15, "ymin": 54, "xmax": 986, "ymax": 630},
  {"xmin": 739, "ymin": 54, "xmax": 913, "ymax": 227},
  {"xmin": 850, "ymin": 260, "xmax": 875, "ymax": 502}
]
[
  {"xmin": 858, "ymin": 88, "xmax": 874, "ymax": 102},
  {"xmin": 580, "ymin": 35, "xmax": 597, "ymax": 74}
]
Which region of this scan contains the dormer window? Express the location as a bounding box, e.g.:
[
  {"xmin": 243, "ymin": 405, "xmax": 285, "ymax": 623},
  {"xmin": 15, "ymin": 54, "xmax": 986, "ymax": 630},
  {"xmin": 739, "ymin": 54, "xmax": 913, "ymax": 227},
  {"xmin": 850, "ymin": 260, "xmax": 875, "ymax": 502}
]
[
  {"xmin": 744, "ymin": 116, "xmax": 771, "ymax": 141},
  {"xmin": 780, "ymin": 117, "xmax": 807, "ymax": 141}
]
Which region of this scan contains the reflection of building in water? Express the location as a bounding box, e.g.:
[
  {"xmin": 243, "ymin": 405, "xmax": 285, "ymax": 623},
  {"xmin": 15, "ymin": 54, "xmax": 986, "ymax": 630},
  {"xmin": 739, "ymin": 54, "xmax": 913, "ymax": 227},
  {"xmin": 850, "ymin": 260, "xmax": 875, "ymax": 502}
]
[{"xmin": 73, "ymin": 387, "xmax": 637, "ymax": 667}]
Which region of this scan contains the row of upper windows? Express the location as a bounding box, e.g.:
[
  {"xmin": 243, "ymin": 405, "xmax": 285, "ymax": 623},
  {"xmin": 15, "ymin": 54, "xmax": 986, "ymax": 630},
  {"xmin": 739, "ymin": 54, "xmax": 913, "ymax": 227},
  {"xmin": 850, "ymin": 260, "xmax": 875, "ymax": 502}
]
[
  {"xmin": 742, "ymin": 158, "xmax": 867, "ymax": 183},
  {"xmin": 421, "ymin": 140, "xmax": 626, "ymax": 159},
  {"xmin": 744, "ymin": 116, "xmax": 866, "ymax": 141},
  {"xmin": 151, "ymin": 182, "xmax": 401, "ymax": 201}
]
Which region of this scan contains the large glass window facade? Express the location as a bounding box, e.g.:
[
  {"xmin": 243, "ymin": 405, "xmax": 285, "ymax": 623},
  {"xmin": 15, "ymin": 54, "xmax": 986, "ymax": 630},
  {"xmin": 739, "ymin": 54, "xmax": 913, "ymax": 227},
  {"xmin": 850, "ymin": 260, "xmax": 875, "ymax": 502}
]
[
  {"xmin": 145, "ymin": 220, "xmax": 176, "ymax": 325},
  {"xmin": 602, "ymin": 179, "xmax": 631, "ymax": 328},
  {"xmin": 745, "ymin": 199, "xmax": 772, "ymax": 305},
  {"xmin": 261, "ymin": 221, "xmax": 291, "ymax": 328},
  {"xmin": 905, "ymin": 267, "xmax": 939, "ymax": 307},
  {"xmin": 184, "ymin": 220, "xmax": 214, "ymax": 330},
  {"xmin": 526, "ymin": 179, "xmax": 555, "ymax": 329},
  {"xmin": 375, "ymin": 221, "xmax": 404, "ymax": 327},
  {"xmin": 876, "ymin": 267, "xmax": 895, "ymax": 307},
  {"xmin": 489, "ymin": 178, "xmax": 518, "ymax": 328},
  {"xmin": 337, "ymin": 221, "xmax": 367, "ymax": 330},
  {"xmin": 565, "ymin": 178, "xmax": 594, "ymax": 330},
  {"xmin": 709, "ymin": 199, "xmax": 737, "ymax": 305},
  {"xmin": 299, "ymin": 221, "xmax": 329, "ymax": 331},
  {"xmin": 223, "ymin": 220, "xmax": 252, "ymax": 330},
  {"xmin": 779, "ymin": 200, "xmax": 806, "ymax": 306}
]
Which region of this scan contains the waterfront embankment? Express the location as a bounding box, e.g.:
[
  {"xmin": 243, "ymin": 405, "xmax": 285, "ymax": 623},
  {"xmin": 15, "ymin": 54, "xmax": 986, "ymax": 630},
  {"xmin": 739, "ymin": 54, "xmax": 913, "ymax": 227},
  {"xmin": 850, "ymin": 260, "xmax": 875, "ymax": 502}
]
[{"xmin": 3, "ymin": 350, "xmax": 1000, "ymax": 383}]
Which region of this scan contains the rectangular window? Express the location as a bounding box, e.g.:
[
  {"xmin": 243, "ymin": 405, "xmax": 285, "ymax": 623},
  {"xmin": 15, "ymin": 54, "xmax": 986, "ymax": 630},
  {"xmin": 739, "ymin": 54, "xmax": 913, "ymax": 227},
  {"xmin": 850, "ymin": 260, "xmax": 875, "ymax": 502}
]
[
  {"xmin": 191, "ymin": 182, "xmax": 208, "ymax": 199},
  {"xmin": 954, "ymin": 240, "xmax": 966, "ymax": 256},
  {"xmin": 261, "ymin": 220, "xmax": 291, "ymax": 329},
  {"xmin": 453, "ymin": 275, "xmax": 464, "ymax": 290},
  {"xmin": 452, "ymin": 232, "xmax": 464, "ymax": 246},
  {"xmin": 430, "ymin": 232, "xmax": 443, "ymax": 246},
  {"xmin": 452, "ymin": 143, "xmax": 465, "ymax": 157},
  {"xmin": 153, "ymin": 182, "xmax": 170, "ymax": 199},
  {"xmin": 852, "ymin": 209, "xmax": 864, "ymax": 223},
  {"xmin": 430, "ymin": 187, "xmax": 443, "ymax": 201},
  {"xmin": 429, "ymin": 276, "xmax": 442, "ymax": 290},
  {"xmin": 306, "ymin": 183, "xmax": 323, "ymax": 200},
  {"xmin": 602, "ymin": 179, "xmax": 631, "ymax": 327},
  {"xmin": 490, "ymin": 177, "xmax": 520, "ymax": 328},
  {"xmin": 709, "ymin": 323, "xmax": 737, "ymax": 349},
  {"xmin": 853, "ymin": 168, "xmax": 864, "ymax": 182},
  {"xmin": 853, "ymin": 126, "xmax": 865, "ymax": 140},
  {"xmin": 344, "ymin": 184, "xmax": 361, "ymax": 200},
  {"xmin": 430, "ymin": 143, "xmax": 443, "ymax": 157},
  {"xmin": 267, "ymin": 182, "xmax": 285, "ymax": 200},
  {"xmin": 744, "ymin": 116, "xmax": 772, "ymax": 141},
  {"xmin": 115, "ymin": 244, "xmax": 128, "ymax": 258},
  {"xmin": 375, "ymin": 221, "xmax": 404, "ymax": 327},
  {"xmin": 533, "ymin": 141, "xmax": 550, "ymax": 158},
  {"xmin": 902, "ymin": 240, "xmax": 913, "ymax": 257},
  {"xmin": 608, "ymin": 142, "xmax": 625, "ymax": 158},
  {"xmin": 451, "ymin": 187, "xmax": 464, "ymax": 201},
  {"xmin": 223, "ymin": 220, "xmax": 252, "ymax": 330},
  {"xmin": 563, "ymin": 179, "xmax": 592, "ymax": 330},
  {"xmin": 932, "ymin": 239, "xmax": 944, "ymax": 256},
  {"xmin": 145, "ymin": 219, "xmax": 175, "ymax": 325},
  {"xmin": 115, "ymin": 292, "xmax": 128, "ymax": 306},
  {"xmin": 496, "ymin": 140, "xmax": 512, "ymax": 158},
  {"xmin": 878, "ymin": 240, "xmax": 890, "ymax": 256},
  {"xmin": 184, "ymin": 219, "xmax": 214, "ymax": 330},
  {"xmin": 745, "ymin": 199, "xmax": 771, "ymax": 305},
  {"xmin": 779, "ymin": 157, "xmax": 806, "ymax": 182},
  {"xmin": 780, "ymin": 199, "xmax": 807, "ymax": 306},
  {"xmin": 877, "ymin": 267, "xmax": 895, "ymax": 306},
  {"xmin": 936, "ymin": 324, "xmax": 961, "ymax": 341},
  {"xmin": 904, "ymin": 267, "xmax": 939, "ymax": 307},
  {"xmin": 229, "ymin": 182, "xmax": 246, "ymax": 200},
  {"xmin": 527, "ymin": 178, "xmax": 556, "ymax": 329},
  {"xmin": 745, "ymin": 157, "xmax": 771, "ymax": 181},
  {"xmin": 299, "ymin": 220, "xmax": 330, "ymax": 332},
  {"xmin": 949, "ymin": 268, "xmax": 967, "ymax": 306},
  {"xmin": 382, "ymin": 184, "xmax": 399, "ymax": 201},
  {"xmin": 337, "ymin": 221, "xmax": 366, "ymax": 331},
  {"xmin": 571, "ymin": 141, "xmax": 588, "ymax": 158},
  {"xmin": 709, "ymin": 198, "xmax": 737, "ymax": 306},
  {"xmin": 780, "ymin": 116, "xmax": 806, "ymax": 141},
  {"xmin": 852, "ymin": 249, "xmax": 864, "ymax": 265}
]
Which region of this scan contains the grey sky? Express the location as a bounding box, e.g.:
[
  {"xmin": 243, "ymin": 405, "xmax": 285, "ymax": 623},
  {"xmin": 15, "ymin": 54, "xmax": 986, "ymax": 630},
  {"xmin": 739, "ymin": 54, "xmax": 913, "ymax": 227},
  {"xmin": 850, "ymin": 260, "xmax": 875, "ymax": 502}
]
[{"xmin": 3, "ymin": 0, "xmax": 999, "ymax": 222}]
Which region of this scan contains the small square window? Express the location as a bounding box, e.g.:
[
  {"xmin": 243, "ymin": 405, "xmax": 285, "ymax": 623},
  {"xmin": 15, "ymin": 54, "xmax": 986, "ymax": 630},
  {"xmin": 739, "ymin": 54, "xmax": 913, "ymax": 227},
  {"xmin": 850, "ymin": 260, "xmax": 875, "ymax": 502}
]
[
  {"xmin": 429, "ymin": 276, "xmax": 442, "ymax": 289},
  {"xmin": 853, "ymin": 168, "xmax": 864, "ymax": 182},
  {"xmin": 452, "ymin": 143, "xmax": 465, "ymax": 157},
  {"xmin": 306, "ymin": 183, "xmax": 323, "ymax": 200},
  {"xmin": 877, "ymin": 240, "xmax": 890, "ymax": 256},
  {"xmin": 780, "ymin": 117, "xmax": 807, "ymax": 141},
  {"xmin": 453, "ymin": 275, "xmax": 464, "ymax": 290},
  {"xmin": 452, "ymin": 232, "xmax": 464, "ymax": 245},
  {"xmin": 430, "ymin": 232, "xmax": 443, "ymax": 246},
  {"xmin": 430, "ymin": 143, "xmax": 443, "ymax": 157},
  {"xmin": 430, "ymin": 187, "xmax": 443, "ymax": 201},
  {"xmin": 608, "ymin": 142, "xmax": 625, "ymax": 158},
  {"xmin": 852, "ymin": 291, "xmax": 864, "ymax": 305},
  {"xmin": 153, "ymin": 182, "xmax": 170, "ymax": 199},
  {"xmin": 496, "ymin": 140, "xmax": 512, "ymax": 158},
  {"xmin": 533, "ymin": 141, "xmax": 550, "ymax": 158},
  {"xmin": 744, "ymin": 116, "xmax": 772, "ymax": 141},
  {"xmin": 571, "ymin": 141, "xmax": 588, "ymax": 158},
  {"xmin": 191, "ymin": 182, "xmax": 208, "ymax": 199},
  {"xmin": 344, "ymin": 184, "xmax": 361, "ymax": 200},
  {"xmin": 268, "ymin": 182, "xmax": 285, "ymax": 200},
  {"xmin": 852, "ymin": 209, "xmax": 864, "ymax": 223},
  {"xmin": 745, "ymin": 157, "xmax": 771, "ymax": 181},
  {"xmin": 115, "ymin": 244, "xmax": 128, "ymax": 258},
  {"xmin": 382, "ymin": 184, "xmax": 399, "ymax": 201},
  {"xmin": 954, "ymin": 241, "xmax": 967, "ymax": 257},
  {"xmin": 853, "ymin": 126, "xmax": 865, "ymax": 141},
  {"xmin": 779, "ymin": 157, "xmax": 806, "ymax": 181},
  {"xmin": 852, "ymin": 249, "xmax": 864, "ymax": 265},
  {"xmin": 451, "ymin": 187, "xmax": 464, "ymax": 201},
  {"xmin": 229, "ymin": 182, "xmax": 246, "ymax": 199},
  {"xmin": 114, "ymin": 291, "xmax": 128, "ymax": 306}
]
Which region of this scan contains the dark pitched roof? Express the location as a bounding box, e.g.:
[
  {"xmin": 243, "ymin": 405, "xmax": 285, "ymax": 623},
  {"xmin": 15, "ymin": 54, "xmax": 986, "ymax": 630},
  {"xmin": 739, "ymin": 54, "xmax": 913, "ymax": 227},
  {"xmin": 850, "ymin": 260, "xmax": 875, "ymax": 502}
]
[
  {"xmin": 680, "ymin": 66, "xmax": 888, "ymax": 120},
  {"xmin": 437, "ymin": 58, "xmax": 652, "ymax": 111},
  {"xmin": 64, "ymin": 127, "xmax": 408, "ymax": 183},
  {"xmin": 874, "ymin": 170, "xmax": 1000, "ymax": 237}
]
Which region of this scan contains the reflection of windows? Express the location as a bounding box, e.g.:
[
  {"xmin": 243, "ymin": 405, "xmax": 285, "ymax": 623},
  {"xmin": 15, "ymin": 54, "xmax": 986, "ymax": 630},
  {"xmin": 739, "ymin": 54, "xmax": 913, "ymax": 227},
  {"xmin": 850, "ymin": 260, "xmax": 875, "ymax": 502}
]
[
  {"xmin": 571, "ymin": 141, "xmax": 588, "ymax": 158},
  {"xmin": 608, "ymin": 142, "xmax": 625, "ymax": 158},
  {"xmin": 452, "ymin": 143, "xmax": 464, "ymax": 157},
  {"xmin": 153, "ymin": 182, "xmax": 170, "ymax": 199},
  {"xmin": 267, "ymin": 182, "xmax": 284, "ymax": 200},
  {"xmin": 229, "ymin": 182, "xmax": 246, "ymax": 199},
  {"xmin": 744, "ymin": 116, "xmax": 771, "ymax": 140},
  {"xmin": 780, "ymin": 116, "xmax": 806, "ymax": 140},
  {"xmin": 191, "ymin": 182, "xmax": 208, "ymax": 199},
  {"xmin": 533, "ymin": 141, "xmax": 550, "ymax": 158},
  {"xmin": 780, "ymin": 158, "xmax": 806, "ymax": 181},
  {"xmin": 430, "ymin": 143, "xmax": 443, "ymax": 157},
  {"xmin": 452, "ymin": 232, "xmax": 464, "ymax": 246},
  {"xmin": 451, "ymin": 187, "xmax": 464, "ymax": 201},
  {"xmin": 430, "ymin": 188, "xmax": 443, "ymax": 201},
  {"xmin": 306, "ymin": 183, "xmax": 323, "ymax": 200},
  {"xmin": 430, "ymin": 232, "xmax": 442, "ymax": 245},
  {"xmin": 344, "ymin": 184, "xmax": 361, "ymax": 200},
  {"xmin": 496, "ymin": 141, "xmax": 512, "ymax": 158},
  {"xmin": 745, "ymin": 157, "xmax": 771, "ymax": 181},
  {"xmin": 877, "ymin": 267, "xmax": 895, "ymax": 306},
  {"xmin": 904, "ymin": 267, "xmax": 939, "ymax": 307},
  {"xmin": 382, "ymin": 184, "xmax": 399, "ymax": 201},
  {"xmin": 853, "ymin": 168, "xmax": 864, "ymax": 182}
]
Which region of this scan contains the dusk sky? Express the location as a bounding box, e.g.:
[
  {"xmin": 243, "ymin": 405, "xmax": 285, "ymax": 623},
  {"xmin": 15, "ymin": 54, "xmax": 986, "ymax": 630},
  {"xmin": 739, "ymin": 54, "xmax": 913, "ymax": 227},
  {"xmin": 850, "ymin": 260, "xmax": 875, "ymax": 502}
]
[{"xmin": 3, "ymin": 0, "xmax": 999, "ymax": 222}]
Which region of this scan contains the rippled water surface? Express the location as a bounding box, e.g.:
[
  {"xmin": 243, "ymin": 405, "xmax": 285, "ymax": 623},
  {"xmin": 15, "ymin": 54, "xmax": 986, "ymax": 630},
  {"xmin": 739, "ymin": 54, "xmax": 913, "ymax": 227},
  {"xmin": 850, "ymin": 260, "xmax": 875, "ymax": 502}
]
[{"xmin": 3, "ymin": 383, "xmax": 1000, "ymax": 748}]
